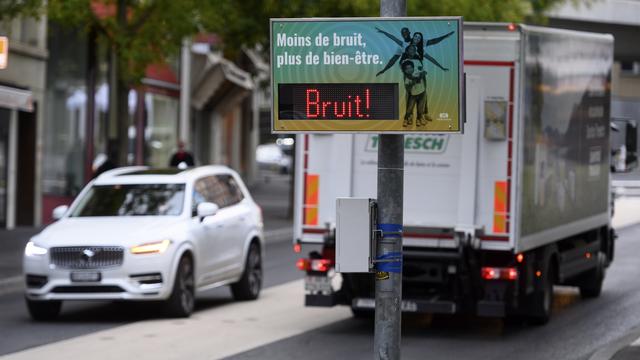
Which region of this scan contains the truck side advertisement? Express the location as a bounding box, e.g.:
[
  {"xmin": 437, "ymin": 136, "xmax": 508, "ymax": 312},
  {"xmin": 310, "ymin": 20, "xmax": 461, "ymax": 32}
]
[{"xmin": 520, "ymin": 30, "xmax": 613, "ymax": 237}]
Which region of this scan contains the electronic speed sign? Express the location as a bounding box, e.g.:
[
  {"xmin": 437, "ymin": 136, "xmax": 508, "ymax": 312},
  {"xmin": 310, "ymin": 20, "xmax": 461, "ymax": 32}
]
[{"xmin": 271, "ymin": 17, "xmax": 463, "ymax": 133}]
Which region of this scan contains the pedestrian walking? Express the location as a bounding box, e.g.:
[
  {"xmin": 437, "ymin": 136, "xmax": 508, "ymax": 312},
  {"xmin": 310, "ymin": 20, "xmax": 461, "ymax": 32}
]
[{"xmin": 169, "ymin": 140, "xmax": 195, "ymax": 168}]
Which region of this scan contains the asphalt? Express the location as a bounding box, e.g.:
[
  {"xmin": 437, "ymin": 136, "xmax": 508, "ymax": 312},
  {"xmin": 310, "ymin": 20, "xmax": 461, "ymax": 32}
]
[{"xmin": 229, "ymin": 221, "xmax": 640, "ymax": 360}]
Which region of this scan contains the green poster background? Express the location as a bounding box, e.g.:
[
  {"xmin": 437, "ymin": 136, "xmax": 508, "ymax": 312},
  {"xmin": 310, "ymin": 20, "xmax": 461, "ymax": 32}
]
[{"xmin": 271, "ymin": 17, "xmax": 462, "ymax": 133}]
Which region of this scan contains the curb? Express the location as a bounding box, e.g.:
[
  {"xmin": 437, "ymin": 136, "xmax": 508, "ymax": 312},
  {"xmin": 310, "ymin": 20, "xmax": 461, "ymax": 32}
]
[{"xmin": 589, "ymin": 326, "xmax": 640, "ymax": 360}]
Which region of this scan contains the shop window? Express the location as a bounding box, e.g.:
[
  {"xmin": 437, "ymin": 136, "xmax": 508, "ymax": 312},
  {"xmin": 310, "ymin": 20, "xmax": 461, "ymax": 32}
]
[
  {"xmin": 146, "ymin": 93, "xmax": 178, "ymax": 168},
  {"xmin": 20, "ymin": 17, "xmax": 40, "ymax": 48}
]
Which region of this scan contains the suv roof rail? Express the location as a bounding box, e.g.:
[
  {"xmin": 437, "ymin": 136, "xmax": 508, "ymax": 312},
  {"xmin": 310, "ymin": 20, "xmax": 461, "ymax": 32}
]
[{"xmin": 97, "ymin": 166, "xmax": 149, "ymax": 179}]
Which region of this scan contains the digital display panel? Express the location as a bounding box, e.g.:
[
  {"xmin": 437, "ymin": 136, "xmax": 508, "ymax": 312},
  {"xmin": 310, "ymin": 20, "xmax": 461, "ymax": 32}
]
[
  {"xmin": 271, "ymin": 17, "xmax": 463, "ymax": 133},
  {"xmin": 278, "ymin": 83, "xmax": 398, "ymax": 120}
]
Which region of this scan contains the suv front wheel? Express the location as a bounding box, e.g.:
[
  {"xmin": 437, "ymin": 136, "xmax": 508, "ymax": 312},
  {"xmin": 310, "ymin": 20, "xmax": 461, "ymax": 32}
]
[
  {"xmin": 164, "ymin": 255, "xmax": 195, "ymax": 317},
  {"xmin": 231, "ymin": 242, "xmax": 262, "ymax": 301}
]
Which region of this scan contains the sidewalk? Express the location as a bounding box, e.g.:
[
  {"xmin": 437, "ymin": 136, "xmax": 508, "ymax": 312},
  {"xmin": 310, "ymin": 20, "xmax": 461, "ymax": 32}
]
[
  {"xmin": 0, "ymin": 280, "xmax": 351, "ymax": 360},
  {"xmin": 588, "ymin": 195, "xmax": 640, "ymax": 360}
]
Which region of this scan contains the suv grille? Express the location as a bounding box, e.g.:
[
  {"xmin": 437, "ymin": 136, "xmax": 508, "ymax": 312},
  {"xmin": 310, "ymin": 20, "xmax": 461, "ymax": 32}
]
[{"xmin": 50, "ymin": 246, "xmax": 124, "ymax": 269}]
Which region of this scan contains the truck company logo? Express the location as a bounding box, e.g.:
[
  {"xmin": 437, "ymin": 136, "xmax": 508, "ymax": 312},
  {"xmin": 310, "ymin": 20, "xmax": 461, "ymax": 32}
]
[{"xmin": 365, "ymin": 135, "xmax": 449, "ymax": 153}]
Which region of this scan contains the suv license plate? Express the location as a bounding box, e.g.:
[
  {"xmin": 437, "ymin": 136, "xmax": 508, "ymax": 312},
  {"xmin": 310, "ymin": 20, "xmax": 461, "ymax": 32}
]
[{"xmin": 70, "ymin": 271, "xmax": 101, "ymax": 282}]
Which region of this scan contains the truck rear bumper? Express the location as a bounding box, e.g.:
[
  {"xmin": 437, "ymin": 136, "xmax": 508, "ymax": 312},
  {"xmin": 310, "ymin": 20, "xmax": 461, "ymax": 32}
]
[
  {"xmin": 305, "ymin": 293, "xmax": 339, "ymax": 307},
  {"xmin": 307, "ymin": 294, "xmax": 508, "ymax": 317},
  {"xmin": 351, "ymin": 297, "xmax": 457, "ymax": 314}
]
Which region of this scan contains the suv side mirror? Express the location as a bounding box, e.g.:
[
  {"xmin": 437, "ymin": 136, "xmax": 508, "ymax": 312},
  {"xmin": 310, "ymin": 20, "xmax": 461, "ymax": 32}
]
[
  {"xmin": 197, "ymin": 202, "xmax": 219, "ymax": 221},
  {"xmin": 52, "ymin": 205, "xmax": 69, "ymax": 220}
]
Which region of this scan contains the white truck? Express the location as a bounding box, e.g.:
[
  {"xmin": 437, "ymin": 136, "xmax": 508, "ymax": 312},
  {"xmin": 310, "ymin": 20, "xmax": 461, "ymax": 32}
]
[{"xmin": 293, "ymin": 23, "xmax": 615, "ymax": 324}]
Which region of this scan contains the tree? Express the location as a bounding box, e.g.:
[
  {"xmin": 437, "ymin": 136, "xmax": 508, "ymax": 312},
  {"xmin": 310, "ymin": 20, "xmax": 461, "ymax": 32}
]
[
  {"xmin": 202, "ymin": 0, "xmax": 582, "ymax": 59},
  {"xmin": 0, "ymin": 0, "xmax": 584, "ymax": 165},
  {"xmin": 0, "ymin": 0, "xmax": 209, "ymax": 166}
]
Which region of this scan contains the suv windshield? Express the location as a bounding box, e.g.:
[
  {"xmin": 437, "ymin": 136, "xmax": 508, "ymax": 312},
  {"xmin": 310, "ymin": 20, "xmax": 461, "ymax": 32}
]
[{"xmin": 70, "ymin": 184, "xmax": 185, "ymax": 217}]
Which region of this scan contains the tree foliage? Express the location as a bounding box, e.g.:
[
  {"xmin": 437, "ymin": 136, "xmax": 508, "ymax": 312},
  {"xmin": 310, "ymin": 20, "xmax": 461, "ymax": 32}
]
[
  {"xmin": 202, "ymin": 0, "xmax": 578, "ymax": 59},
  {"xmin": 0, "ymin": 0, "xmax": 583, "ymax": 165},
  {"xmin": 0, "ymin": 0, "xmax": 582, "ymax": 79}
]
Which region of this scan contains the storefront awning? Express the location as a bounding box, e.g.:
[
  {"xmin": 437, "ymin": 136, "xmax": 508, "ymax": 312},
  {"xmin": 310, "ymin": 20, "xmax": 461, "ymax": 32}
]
[
  {"xmin": 0, "ymin": 85, "xmax": 33, "ymax": 112},
  {"xmin": 191, "ymin": 53, "xmax": 254, "ymax": 111}
]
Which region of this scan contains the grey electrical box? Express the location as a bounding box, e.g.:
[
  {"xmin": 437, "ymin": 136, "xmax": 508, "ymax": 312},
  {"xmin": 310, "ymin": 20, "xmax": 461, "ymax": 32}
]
[{"xmin": 336, "ymin": 198, "xmax": 376, "ymax": 273}]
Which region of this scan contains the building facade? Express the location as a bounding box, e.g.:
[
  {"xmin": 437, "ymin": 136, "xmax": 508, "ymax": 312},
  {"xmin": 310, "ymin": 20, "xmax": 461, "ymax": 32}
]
[
  {"xmin": 0, "ymin": 16, "xmax": 47, "ymax": 229},
  {"xmin": 39, "ymin": 26, "xmax": 262, "ymax": 226},
  {"xmin": 549, "ymin": 0, "xmax": 640, "ymax": 121}
]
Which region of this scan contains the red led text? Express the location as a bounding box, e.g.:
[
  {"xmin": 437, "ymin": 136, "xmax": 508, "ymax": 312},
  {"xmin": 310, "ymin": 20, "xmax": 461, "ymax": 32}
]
[{"xmin": 305, "ymin": 88, "xmax": 371, "ymax": 119}]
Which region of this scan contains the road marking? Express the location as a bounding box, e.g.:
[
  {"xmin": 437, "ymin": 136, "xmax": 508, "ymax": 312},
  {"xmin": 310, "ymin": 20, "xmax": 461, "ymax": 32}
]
[
  {"xmin": 0, "ymin": 276, "xmax": 23, "ymax": 296},
  {"xmin": 0, "ymin": 279, "xmax": 351, "ymax": 360},
  {"xmin": 612, "ymin": 180, "xmax": 640, "ymax": 188},
  {"xmin": 630, "ymin": 336, "xmax": 640, "ymax": 347},
  {"xmin": 613, "ymin": 197, "xmax": 640, "ymax": 229}
]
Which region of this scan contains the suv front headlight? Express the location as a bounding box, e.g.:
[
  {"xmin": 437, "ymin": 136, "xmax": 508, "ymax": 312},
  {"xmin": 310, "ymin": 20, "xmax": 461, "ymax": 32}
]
[
  {"xmin": 25, "ymin": 241, "xmax": 47, "ymax": 257},
  {"xmin": 130, "ymin": 239, "xmax": 172, "ymax": 255}
]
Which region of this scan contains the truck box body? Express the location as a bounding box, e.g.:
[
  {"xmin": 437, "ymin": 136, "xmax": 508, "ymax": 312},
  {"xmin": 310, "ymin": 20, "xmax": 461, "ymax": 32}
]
[{"xmin": 294, "ymin": 23, "xmax": 614, "ymax": 320}]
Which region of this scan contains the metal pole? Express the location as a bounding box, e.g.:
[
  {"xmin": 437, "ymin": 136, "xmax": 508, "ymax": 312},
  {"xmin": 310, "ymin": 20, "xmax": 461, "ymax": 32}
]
[
  {"xmin": 85, "ymin": 27, "xmax": 96, "ymax": 183},
  {"xmin": 179, "ymin": 38, "xmax": 192, "ymax": 147},
  {"xmin": 375, "ymin": 1, "xmax": 405, "ymax": 359}
]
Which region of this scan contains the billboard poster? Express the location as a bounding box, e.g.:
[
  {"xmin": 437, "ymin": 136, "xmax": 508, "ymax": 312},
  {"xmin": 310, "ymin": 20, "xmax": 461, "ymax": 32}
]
[{"xmin": 271, "ymin": 17, "xmax": 463, "ymax": 133}]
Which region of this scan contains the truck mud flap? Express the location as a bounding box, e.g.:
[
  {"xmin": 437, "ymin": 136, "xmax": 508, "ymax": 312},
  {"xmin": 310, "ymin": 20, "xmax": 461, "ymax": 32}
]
[
  {"xmin": 477, "ymin": 300, "xmax": 506, "ymax": 317},
  {"xmin": 306, "ymin": 293, "xmax": 338, "ymax": 307},
  {"xmin": 352, "ymin": 297, "xmax": 457, "ymax": 314}
]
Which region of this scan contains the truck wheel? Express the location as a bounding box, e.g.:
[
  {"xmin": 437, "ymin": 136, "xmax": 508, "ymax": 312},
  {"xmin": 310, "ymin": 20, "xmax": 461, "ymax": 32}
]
[
  {"xmin": 164, "ymin": 255, "xmax": 195, "ymax": 318},
  {"xmin": 25, "ymin": 298, "xmax": 61, "ymax": 321},
  {"xmin": 607, "ymin": 229, "xmax": 615, "ymax": 264},
  {"xmin": 231, "ymin": 242, "xmax": 262, "ymax": 301},
  {"xmin": 579, "ymin": 252, "xmax": 606, "ymax": 299},
  {"xmin": 528, "ymin": 262, "xmax": 555, "ymax": 325}
]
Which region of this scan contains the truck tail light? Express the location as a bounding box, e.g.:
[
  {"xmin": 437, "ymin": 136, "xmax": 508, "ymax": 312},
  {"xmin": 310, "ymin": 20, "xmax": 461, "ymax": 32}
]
[
  {"xmin": 296, "ymin": 258, "xmax": 310, "ymax": 271},
  {"xmin": 296, "ymin": 258, "xmax": 333, "ymax": 272},
  {"xmin": 311, "ymin": 259, "xmax": 332, "ymax": 272},
  {"xmin": 481, "ymin": 267, "xmax": 518, "ymax": 281}
]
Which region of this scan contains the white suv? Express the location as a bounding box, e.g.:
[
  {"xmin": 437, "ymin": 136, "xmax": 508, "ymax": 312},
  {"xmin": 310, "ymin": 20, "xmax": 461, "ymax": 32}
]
[{"xmin": 23, "ymin": 166, "xmax": 264, "ymax": 320}]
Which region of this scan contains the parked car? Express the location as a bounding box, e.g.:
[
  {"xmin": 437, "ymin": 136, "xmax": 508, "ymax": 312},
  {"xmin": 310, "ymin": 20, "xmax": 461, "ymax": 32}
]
[
  {"xmin": 610, "ymin": 118, "xmax": 638, "ymax": 172},
  {"xmin": 256, "ymin": 143, "xmax": 292, "ymax": 174},
  {"xmin": 23, "ymin": 166, "xmax": 264, "ymax": 320}
]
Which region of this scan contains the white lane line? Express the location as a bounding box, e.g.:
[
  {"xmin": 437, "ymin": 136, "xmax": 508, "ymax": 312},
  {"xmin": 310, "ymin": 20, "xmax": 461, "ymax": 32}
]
[
  {"xmin": 630, "ymin": 336, "xmax": 640, "ymax": 347},
  {"xmin": 0, "ymin": 279, "xmax": 352, "ymax": 360},
  {"xmin": 613, "ymin": 197, "xmax": 640, "ymax": 229},
  {"xmin": 0, "ymin": 275, "xmax": 23, "ymax": 296}
]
